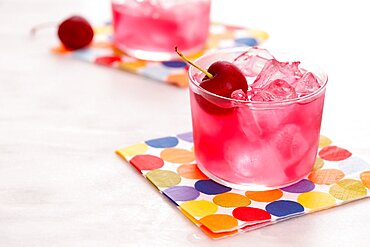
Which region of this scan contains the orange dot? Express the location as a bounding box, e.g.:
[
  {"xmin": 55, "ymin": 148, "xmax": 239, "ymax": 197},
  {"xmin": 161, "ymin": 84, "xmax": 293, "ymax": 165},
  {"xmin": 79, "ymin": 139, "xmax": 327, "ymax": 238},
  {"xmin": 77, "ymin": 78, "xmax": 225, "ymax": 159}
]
[
  {"xmin": 245, "ymin": 189, "xmax": 283, "ymax": 202},
  {"xmin": 166, "ymin": 73, "xmax": 188, "ymax": 88},
  {"xmin": 213, "ymin": 193, "xmax": 251, "ymax": 208},
  {"xmin": 118, "ymin": 60, "xmax": 147, "ymax": 73},
  {"xmin": 199, "ymin": 225, "xmax": 238, "ymax": 239},
  {"xmin": 91, "ymin": 41, "xmax": 114, "ymax": 49},
  {"xmin": 360, "ymin": 171, "xmax": 370, "ymax": 189},
  {"xmin": 200, "ymin": 214, "xmax": 238, "ymax": 233},
  {"xmin": 160, "ymin": 148, "xmax": 195, "ymax": 164},
  {"xmin": 308, "ymin": 169, "xmax": 345, "ymax": 185},
  {"xmin": 177, "ymin": 164, "xmax": 208, "ymax": 180},
  {"xmin": 50, "ymin": 45, "xmax": 71, "ymax": 54}
]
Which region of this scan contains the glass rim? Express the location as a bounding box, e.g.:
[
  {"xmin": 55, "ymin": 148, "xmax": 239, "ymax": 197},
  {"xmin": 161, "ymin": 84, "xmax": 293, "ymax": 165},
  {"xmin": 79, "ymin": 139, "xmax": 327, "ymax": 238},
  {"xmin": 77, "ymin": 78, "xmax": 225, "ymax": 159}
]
[{"xmin": 188, "ymin": 47, "xmax": 328, "ymax": 107}]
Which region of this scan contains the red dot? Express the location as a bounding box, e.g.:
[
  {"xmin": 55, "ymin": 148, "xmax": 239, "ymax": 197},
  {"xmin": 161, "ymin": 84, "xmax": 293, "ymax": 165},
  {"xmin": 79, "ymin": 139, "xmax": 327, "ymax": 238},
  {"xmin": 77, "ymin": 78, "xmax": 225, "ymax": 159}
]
[
  {"xmin": 129, "ymin": 154, "xmax": 164, "ymax": 171},
  {"xmin": 232, "ymin": 207, "xmax": 271, "ymax": 222},
  {"xmin": 94, "ymin": 56, "xmax": 121, "ymax": 66},
  {"xmin": 319, "ymin": 146, "xmax": 352, "ymax": 161}
]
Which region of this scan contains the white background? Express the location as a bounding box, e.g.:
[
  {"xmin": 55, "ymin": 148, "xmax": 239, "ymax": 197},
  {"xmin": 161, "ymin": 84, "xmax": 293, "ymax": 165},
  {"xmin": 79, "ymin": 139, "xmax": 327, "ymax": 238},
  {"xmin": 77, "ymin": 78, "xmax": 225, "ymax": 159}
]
[{"xmin": 1, "ymin": 0, "xmax": 369, "ymax": 246}]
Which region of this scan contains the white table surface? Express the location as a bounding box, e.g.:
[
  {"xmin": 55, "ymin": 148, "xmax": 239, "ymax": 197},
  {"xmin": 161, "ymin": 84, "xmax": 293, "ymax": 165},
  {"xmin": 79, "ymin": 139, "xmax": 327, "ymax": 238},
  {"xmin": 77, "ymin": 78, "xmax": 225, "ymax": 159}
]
[{"xmin": 1, "ymin": 0, "xmax": 370, "ymax": 246}]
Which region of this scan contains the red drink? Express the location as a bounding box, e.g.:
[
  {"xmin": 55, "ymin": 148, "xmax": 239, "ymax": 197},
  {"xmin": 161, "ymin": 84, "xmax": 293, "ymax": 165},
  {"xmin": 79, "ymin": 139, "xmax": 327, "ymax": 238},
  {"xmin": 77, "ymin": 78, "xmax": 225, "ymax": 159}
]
[
  {"xmin": 111, "ymin": 0, "xmax": 211, "ymax": 61},
  {"xmin": 188, "ymin": 48, "xmax": 328, "ymax": 190}
]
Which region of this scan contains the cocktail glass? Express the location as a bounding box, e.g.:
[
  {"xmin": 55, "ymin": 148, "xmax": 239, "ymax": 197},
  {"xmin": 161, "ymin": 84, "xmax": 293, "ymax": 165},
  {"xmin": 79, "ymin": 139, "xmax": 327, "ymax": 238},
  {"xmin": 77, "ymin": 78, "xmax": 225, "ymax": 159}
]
[{"xmin": 188, "ymin": 48, "xmax": 328, "ymax": 190}]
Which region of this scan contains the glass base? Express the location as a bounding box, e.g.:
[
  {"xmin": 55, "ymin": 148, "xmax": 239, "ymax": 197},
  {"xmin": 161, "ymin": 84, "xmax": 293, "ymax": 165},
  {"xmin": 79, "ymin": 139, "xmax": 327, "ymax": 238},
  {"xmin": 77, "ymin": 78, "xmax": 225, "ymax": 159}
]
[
  {"xmin": 114, "ymin": 43, "xmax": 205, "ymax": 61},
  {"xmin": 196, "ymin": 162, "xmax": 310, "ymax": 191}
]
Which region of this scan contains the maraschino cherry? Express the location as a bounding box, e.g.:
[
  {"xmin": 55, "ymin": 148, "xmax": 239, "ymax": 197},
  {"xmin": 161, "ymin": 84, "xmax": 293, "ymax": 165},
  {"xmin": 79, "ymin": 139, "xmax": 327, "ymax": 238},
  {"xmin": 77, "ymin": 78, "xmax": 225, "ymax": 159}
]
[
  {"xmin": 57, "ymin": 16, "xmax": 94, "ymax": 50},
  {"xmin": 175, "ymin": 47, "xmax": 248, "ymax": 98},
  {"xmin": 31, "ymin": 15, "xmax": 94, "ymax": 50}
]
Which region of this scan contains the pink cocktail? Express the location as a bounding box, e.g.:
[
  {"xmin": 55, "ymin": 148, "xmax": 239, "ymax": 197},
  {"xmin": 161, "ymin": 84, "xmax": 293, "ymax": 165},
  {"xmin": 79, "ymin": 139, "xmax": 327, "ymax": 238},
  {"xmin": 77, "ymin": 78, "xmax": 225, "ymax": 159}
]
[
  {"xmin": 112, "ymin": 0, "xmax": 211, "ymax": 61},
  {"xmin": 188, "ymin": 48, "xmax": 328, "ymax": 190}
]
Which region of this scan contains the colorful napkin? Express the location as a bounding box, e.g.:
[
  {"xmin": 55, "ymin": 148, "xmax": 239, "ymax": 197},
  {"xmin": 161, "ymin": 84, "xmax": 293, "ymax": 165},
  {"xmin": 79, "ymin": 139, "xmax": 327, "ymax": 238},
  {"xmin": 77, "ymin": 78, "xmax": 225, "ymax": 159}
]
[
  {"xmin": 52, "ymin": 23, "xmax": 268, "ymax": 87},
  {"xmin": 116, "ymin": 133, "xmax": 370, "ymax": 239}
]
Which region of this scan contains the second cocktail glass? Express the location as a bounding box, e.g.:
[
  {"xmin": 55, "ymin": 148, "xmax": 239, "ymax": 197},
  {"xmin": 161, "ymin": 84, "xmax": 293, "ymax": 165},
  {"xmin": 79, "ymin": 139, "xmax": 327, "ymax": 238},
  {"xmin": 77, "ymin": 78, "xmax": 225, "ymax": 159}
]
[{"xmin": 111, "ymin": 0, "xmax": 211, "ymax": 61}]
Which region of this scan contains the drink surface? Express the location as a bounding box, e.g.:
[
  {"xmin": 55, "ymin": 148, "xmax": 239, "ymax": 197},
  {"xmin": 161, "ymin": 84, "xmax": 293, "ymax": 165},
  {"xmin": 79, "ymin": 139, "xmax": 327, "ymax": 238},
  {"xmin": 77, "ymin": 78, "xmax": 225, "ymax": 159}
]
[
  {"xmin": 112, "ymin": 0, "xmax": 210, "ymax": 58},
  {"xmin": 189, "ymin": 48, "xmax": 327, "ymax": 190}
]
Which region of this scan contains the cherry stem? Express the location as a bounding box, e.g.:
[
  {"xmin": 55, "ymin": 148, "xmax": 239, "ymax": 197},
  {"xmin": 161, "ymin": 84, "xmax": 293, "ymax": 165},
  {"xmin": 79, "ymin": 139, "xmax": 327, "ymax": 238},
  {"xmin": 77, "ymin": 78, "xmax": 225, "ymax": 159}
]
[
  {"xmin": 175, "ymin": 47, "xmax": 213, "ymax": 79},
  {"xmin": 30, "ymin": 22, "xmax": 58, "ymax": 36}
]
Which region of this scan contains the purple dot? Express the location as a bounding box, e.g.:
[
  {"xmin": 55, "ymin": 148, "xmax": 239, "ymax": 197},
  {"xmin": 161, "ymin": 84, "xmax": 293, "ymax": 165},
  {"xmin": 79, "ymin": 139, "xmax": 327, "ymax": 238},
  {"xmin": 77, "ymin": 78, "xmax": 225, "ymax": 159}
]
[
  {"xmin": 195, "ymin": 180, "xmax": 231, "ymax": 195},
  {"xmin": 163, "ymin": 186, "xmax": 200, "ymax": 201},
  {"xmin": 265, "ymin": 200, "xmax": 304, "ymax": 217},
  {"xmin": 281, "ymin": 179, "xmax": 315, "ymax": 193},
  {"xmin": 177, "ymin": 132, "xmax": 193, "ymax": 142}
]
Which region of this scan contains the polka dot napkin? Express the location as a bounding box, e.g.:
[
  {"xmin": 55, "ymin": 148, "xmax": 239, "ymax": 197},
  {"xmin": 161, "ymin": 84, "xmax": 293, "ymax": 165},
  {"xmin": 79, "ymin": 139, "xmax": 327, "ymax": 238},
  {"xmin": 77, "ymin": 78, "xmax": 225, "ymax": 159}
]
[
  {"xmin": 116, "ymin": 133, "xmax": 370, "ymax": 239},
  {"xmin": 52, "ymin": 23, "xmax": 268, "ymax": 87}
]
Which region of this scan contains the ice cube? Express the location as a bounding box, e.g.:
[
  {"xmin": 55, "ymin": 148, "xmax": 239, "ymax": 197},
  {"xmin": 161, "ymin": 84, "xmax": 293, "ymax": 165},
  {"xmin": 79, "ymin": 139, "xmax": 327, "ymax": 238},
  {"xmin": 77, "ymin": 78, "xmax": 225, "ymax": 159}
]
[
  {"xmin": 251, "ymin": 79, "xmax": 298, "ymax": 102},
  {"xmin": 231, "ymin": 89, "xmax": 247, "ymax": 100},
  {"xmin": 233, "ymin": 47, "xmax": 274, "ymax": 77},
  {"xmin": 294, "ymin": 72, "xmax": 321, "ymax": 96},
  {"xmin": 224, "ymin": 138, "xmax": 286, "ymax": 184},
  {"xmin": 270, "ymin": 124, "xmax": 309, "ymax": 162},
  {"xmin": 252, "ymin": 59, "xmax": 303, "ymax": 89},
  {"xmin": 269, "ymin": 124, "xmax": 316, "ymax": 178}
]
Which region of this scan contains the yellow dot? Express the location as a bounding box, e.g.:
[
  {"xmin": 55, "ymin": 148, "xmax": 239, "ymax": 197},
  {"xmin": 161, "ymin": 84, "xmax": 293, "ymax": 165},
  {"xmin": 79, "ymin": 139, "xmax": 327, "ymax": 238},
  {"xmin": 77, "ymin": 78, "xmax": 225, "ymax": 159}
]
[
  {"xmin": 180, "ymin": 200, "xmax": 218, "ymax": 218},
  {"xmin": 200, "ymin": 214, "xmax": 238, "ymax": 232},
  {"xmin": 250, "ymin": 29, "xmax": 270, "ymax": 40},
  {"xmin": 145, "ymin": 170, "xmax": 181, "ymax": 188},
  {"xmin": 213, "ymin": 193, "xmax": 251, "ymax": 208},
  {"xmin": 319, "ymin": 135, "xmax": 332, "ymax": 148},
  {"xmin": 360, "ymin": 171, "xmax": 370, "ymax": 189},
  {"xmin": 116, "ymin": 143, "xmax": 148, "ymax": 158},
  {"xmin": 93, "ymin": 25, "xmax": 113, "ymax": 35},
  {"xmin": 297, "ymin": 191, "xmax": 336, "ymax": 210},
  {"xmin": 186, "ymin": 50, "xmax": 205, "ymax": 60},
  {"xmin": 160, "ymin": 148, "xmax": 195, "ymax": 164},
  {"xmin": 329, "ymin": 179, "xmax": 367, "ymax": 201},
  {"xmin": 312, "ymin": 157, "xmax": 324, "ymax": 171}
]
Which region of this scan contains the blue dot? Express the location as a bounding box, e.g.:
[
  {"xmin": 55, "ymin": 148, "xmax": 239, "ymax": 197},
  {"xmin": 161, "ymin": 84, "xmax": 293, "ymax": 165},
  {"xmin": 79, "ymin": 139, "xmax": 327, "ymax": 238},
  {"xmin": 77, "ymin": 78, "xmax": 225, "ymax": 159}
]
[
  {"xmin": 71, "ymin": 49, "xmax": 94, "ymax": 61},
  {"xmin": 177, "ymin": 132, "xmax": 193, "ymax": 142},
  {"xmin": 265, "ymin": 200, "xmax": 304, "ymax": 217},
  {"xmin": 281, "ymin": 179, "xmax": 315, "ymax": 193},
  {"xmin": 140, "ymin": 65, "xmax": 171, "ymax": 81},
  {"xmin": 145, "ymin": 136, "xmax": 179, "ymax": 148},
  {"xmin": 194, "ymin": 180, "xmax": 231, "ymax": 195},
  {"xmin": 338, "ymin": 156, "xmax": 370, "ymax": 174},
  {"xmin": 162, "ymin": 60, "xmax": 188, "ymax": 68},
  {"xmin": 235, "ymin": 37, "xmax": 258, "ymax": 46}
]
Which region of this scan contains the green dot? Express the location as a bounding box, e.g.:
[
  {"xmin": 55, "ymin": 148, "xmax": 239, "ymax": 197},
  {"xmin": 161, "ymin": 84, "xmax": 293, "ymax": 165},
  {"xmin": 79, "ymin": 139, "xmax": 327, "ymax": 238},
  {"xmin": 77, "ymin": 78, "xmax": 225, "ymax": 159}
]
[
  {"xmin": 329, "ymin": 179, "xmax": 367, "ymax": 201},
  {"xmin": 146, "ymin": 170, "xmax": 181, "ymax": 188}
]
